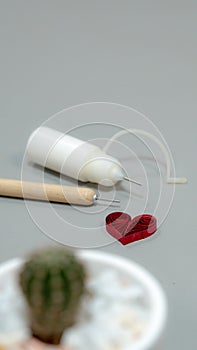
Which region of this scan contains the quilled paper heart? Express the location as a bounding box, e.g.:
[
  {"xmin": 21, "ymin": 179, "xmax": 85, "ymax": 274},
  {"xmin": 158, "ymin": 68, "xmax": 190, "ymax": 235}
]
[{"xmin": 106, "ymin": 212, "xmax": 157, "ymax": 245}]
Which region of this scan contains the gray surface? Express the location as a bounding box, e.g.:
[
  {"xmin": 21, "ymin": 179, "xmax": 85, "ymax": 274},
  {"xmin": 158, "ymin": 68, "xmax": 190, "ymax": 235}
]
[{"xmin": 0, "ymin": 1, "xmax": 196, "ymax": 349}]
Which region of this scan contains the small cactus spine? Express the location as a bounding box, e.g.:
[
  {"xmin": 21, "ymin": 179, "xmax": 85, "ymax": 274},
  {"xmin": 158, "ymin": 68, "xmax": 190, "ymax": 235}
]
[{"xmin": 19, "ymin": 247, "xmax": 86, "ymax": 345}]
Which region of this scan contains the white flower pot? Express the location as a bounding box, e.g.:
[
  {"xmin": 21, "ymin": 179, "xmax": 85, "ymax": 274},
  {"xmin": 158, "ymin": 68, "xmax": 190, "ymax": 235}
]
[{"xmin": 0, "ymin": 250, "xmax": 167, "ymax": 350}]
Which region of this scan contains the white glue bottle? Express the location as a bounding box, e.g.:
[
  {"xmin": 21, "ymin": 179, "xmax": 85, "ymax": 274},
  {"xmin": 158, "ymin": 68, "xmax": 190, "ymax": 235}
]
[{"xmin": 27, "ymin": 127, "xmax": 138, "ymax": 187}]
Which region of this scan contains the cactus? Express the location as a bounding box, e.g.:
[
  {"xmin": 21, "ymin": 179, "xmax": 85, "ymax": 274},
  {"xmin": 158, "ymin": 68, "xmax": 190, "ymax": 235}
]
[{"xmin": 19, "ymin": 247, "xmax": 86, "ymax": 345}]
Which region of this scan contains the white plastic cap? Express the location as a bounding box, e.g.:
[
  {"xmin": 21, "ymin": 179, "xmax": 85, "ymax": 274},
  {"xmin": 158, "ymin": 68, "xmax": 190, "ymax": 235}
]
[{"xmin": 27, "ymin": 126, "xmax": 124, "ymax": 187}]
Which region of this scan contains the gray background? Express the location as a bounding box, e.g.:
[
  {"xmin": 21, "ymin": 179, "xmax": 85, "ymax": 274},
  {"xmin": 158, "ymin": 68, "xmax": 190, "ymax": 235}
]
[{"xmin": 0, "ymin": 1, "xmax": 196, "ymax": 349}]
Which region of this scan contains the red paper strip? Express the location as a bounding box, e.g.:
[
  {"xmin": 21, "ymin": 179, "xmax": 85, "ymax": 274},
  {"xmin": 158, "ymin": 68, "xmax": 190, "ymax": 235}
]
[{"xmin": 106, "ymin": 212, "xmax": 157, "ymax": 245}]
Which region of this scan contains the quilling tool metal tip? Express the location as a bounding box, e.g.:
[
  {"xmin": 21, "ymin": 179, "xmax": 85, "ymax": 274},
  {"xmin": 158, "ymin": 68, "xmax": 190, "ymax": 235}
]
[{"xmin": 94, "ymin": 194, "xmax": 120, "ymax": 205}]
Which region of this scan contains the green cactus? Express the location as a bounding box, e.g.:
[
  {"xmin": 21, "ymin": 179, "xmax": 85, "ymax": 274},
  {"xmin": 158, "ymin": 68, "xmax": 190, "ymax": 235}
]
[{"xmin": 19, "ymin": 247, "xmax": 86, "ymax": 345}]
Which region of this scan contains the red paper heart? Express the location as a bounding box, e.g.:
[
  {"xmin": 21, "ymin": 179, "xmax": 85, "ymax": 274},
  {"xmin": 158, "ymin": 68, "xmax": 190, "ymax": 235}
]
[{"xmin": 106, "ymin": 212, "xmax": 157, "ymax": 245}]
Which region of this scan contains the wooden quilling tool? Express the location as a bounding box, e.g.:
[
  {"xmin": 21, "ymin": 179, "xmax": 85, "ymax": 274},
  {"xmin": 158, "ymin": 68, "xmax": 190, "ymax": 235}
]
[{"xmin": 0, "ymin": 178, "xmax": 120, "ymax": 206}]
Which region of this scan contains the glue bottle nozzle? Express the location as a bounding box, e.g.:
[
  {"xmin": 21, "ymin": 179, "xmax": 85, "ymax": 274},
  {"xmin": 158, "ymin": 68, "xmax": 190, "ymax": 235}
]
[{"xmin": 123, "ymin": 176, "xmax": 142, "ymax": 186}]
